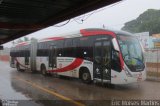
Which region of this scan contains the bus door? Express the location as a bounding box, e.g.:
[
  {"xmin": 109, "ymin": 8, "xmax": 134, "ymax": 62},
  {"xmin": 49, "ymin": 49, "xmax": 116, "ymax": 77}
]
[
  {"xmin": 25, "ymin": 47, "xmax": 29, "ymax": 67},
  {"xmin": 25, "ymin": 56, "xmax": 29, "ymax": 65},
  {"xmin": 93, "ymin": 40, "xmax": 111, "ymax": 83},
  {"xmin": 49, "ymin": 45, "xmax": 57, "ymax": 69},
  {"xmin": 25, "ymin": 50, "xmax": 29, "ymax": 66}
]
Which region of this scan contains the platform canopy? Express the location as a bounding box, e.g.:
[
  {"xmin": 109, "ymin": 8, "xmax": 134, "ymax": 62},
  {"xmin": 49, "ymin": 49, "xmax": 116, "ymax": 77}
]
[{"xmin": 0, "ymin": 0, "xmax": 120, "ymax": 44}]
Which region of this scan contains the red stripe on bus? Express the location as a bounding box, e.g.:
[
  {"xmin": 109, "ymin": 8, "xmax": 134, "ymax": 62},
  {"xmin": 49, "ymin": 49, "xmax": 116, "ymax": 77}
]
[
  {"xmin": 114, "ymin": 38, "xmax": 124, "ymax": 71},
  {"xmin": 16, "ymin": 42, "xmax": 28, "ymax": 47},
  {"xmin": 43, "ymin": 37, "xmax": 64, "ymax": 41},
  {"xmin": 48, "ymin": 58, "xmax": 83, "ymax": 73},
  {"xmin": 80, "ymin": 29, "xmax": 116, "ymax": 38},
  {"xmin": 119, "ymin": 53, "xmax": 124, "ymax": 70}
]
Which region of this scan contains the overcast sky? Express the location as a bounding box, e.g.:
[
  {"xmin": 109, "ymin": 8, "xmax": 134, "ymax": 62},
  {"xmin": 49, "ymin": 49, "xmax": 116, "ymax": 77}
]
[{"xmin": 3, "ymin": 0, "xmax": 160, "ymax": 47}]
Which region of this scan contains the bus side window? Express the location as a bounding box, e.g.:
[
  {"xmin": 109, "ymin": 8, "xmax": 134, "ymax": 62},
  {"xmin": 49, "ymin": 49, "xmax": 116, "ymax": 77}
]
[
  {"xmin": 55, "ymin": 40, "xmax": 64, "ymax": 57},
  {"xmin": 64, "ymin": 39, "xmax": 73, "ymax": 57},
  {"xmin": 72, "ymin": 38, "xmax": 79, "ymax": 57},
  {"xmin": 79, "ymin": 37, "xmax": 92, "ymax": 61}
]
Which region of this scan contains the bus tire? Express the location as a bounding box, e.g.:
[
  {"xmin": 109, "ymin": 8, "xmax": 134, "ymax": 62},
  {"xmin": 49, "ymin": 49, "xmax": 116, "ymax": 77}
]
[
  {"xmin": 80, "ymin": 68, "xmax": 91, "ymax": 84},
  {"xmin": 41, "ymin": 64, "xmax": 48, "ymax": 76},
  {"xmin": 16, "ymin": 63, "xmax": 24, "ymax": 72}
]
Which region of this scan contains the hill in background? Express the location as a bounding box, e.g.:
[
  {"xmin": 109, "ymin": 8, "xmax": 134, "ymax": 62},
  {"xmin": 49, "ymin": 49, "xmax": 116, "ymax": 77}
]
[{"xmin": 122, "ymin": 9, "xmax": 160, "ymax": 35}]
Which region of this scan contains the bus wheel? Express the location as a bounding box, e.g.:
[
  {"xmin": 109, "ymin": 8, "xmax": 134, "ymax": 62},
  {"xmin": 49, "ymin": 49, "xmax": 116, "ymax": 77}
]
[
  {"xmin": 80, "ymin": 69, "xmax": 91, "ymax": 84},
  {"xmin": 41, "ymin": 65, "xmax": 47, "ymax": 76},
  {"xmin": 16, "ymin": 64, "xmax": 24, "ymax": 72}
]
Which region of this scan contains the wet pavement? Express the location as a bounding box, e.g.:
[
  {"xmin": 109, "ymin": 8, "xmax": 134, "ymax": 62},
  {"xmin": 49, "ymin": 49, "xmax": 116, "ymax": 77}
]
[{"xmin": 0, "ymin": 61, "xmax": 160, "ymax": 106}]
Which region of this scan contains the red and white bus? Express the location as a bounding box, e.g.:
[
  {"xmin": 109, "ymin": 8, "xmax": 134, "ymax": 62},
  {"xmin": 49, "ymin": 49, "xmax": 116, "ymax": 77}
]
[{"xmin": 10, "ymin": 28, "xmax": 146, "ymax": 84}]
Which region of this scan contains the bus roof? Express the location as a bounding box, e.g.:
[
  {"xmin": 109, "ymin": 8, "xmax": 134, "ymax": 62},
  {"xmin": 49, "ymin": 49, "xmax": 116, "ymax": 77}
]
[
  {"xmin": 14, "ymin": 28, "xmax": 134, "ymax": 46},
  {"xmin": 38, "ymin": 28, "xmax": 124, "ymax": 42}
]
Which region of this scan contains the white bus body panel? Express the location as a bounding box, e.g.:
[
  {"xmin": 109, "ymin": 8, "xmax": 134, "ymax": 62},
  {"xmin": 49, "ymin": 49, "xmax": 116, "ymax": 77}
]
[
  {"xmin": 56, "ymin": 57, "xmax": 93, "ymax": 79},
  {"xmin": 36, "ymin": 56, "xmax": 94, "ymax": 79},
  {"xmin": 36, "ymin": 57, "xmax": 48, "ymax": 71},
  {"xmin": 111, "ymin": 64, "xmax": 146, "ymax": 84},
  {"xmin": 41, "ymin": 57, "xmax": 93, "ymax": 79},
  {"xmin": 16, "ymin": 57, "xmax": 31, "ymax": 70}
]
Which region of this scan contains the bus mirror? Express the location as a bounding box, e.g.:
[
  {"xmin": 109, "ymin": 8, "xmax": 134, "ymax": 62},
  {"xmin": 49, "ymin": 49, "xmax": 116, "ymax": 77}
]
[
  {"xmin": 112, "ymin": 38, "xmax": 120, "ymax": 52},
  {"xmin": 0, "ymin": 45, "xmax": 3, "ymax": 50}
]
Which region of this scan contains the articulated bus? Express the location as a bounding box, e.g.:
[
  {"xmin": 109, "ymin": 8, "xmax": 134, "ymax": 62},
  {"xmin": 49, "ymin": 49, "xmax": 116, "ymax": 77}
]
[{"xmin": 10, "ymin": 28, "xmax": 146, "ymax": 84}]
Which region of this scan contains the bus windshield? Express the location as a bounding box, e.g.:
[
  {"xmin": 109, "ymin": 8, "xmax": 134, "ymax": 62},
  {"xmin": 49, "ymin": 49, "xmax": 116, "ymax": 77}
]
[{"xmin": 117, "ymin": 35, "xmax": 145, "ymax": 72}]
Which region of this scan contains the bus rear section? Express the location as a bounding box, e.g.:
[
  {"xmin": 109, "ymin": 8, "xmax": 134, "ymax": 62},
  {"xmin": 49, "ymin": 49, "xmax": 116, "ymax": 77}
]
[
  {"xmin": 10, "ymin": 42, "xmax": 31, "ymax": 71},
  {"xmin": 9, "ymin": 39, "xmax": 38, "ymax": 72}
]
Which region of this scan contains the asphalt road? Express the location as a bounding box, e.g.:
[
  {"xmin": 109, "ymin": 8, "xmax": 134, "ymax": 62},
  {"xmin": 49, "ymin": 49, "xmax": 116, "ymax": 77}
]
[{"xmin": 0, "ymin": 61, "xmax": 160, "ymax": 106}]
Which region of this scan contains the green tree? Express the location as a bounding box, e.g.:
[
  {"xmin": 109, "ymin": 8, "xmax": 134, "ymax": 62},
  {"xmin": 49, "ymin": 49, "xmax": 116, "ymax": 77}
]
[
  {"xmin": 24, "ymin": 37, "xmax": 29, "ymax": 41},
  {"xmin": 17, "ymin": 38, "xmax": 23, "ymax": 43},
  {"xmin": 122, "ymin": 9, "xmax": 160, "ymax": 35}
]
